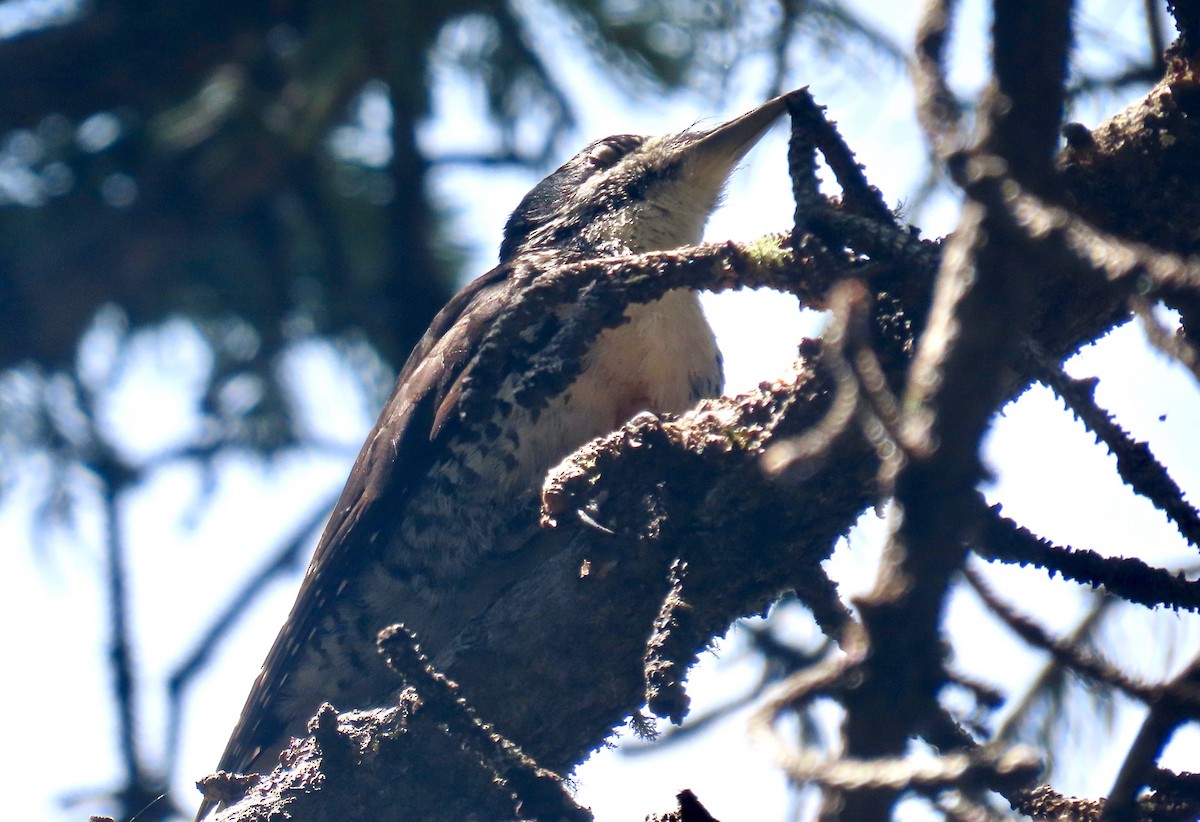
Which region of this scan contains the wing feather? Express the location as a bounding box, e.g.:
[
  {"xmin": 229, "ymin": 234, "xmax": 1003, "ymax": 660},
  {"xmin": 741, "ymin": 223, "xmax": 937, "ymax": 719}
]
[{"xmin": 211, "ymin": 262, "xmax": 517, "ymax": 779}]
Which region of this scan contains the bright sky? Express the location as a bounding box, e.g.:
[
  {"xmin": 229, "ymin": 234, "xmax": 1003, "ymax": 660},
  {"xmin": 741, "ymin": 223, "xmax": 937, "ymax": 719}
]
[{"xmin": 2, "ymin": 1, "xmax": 1198, "ymax": 821}]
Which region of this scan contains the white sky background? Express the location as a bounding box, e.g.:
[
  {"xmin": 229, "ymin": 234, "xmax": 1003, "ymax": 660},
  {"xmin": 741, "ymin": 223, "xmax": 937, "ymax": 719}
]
[{"xmin": 1, "ymin": 0, "xmax": 1199, "ymax": 820}]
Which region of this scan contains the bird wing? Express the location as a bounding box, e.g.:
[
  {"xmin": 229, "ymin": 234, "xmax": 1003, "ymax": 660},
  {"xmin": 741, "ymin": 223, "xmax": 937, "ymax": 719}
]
[{"xmin": 211, "ymin": 260, "xmax": 519, "ymax": 780}]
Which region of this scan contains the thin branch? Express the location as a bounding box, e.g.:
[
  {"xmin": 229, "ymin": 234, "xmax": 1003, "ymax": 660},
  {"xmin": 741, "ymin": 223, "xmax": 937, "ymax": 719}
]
[
  {"xmin": 763, "ymin": 281, "xmax": 868, "ymax": 478},
  {"xmin": 1144, "ymin": 0, "xmax": 1167, "ymax": 72},
  {"xmin": 628, "ymin": 618, "xmax": 835, "ymax": 756},
  {"xmin": 976, "ymin": 505, "xmax": 1200, "ymax": 612},
  {"xmin": 785, "ymin": 92, "xmax": 830, "ymax": 236},
  {"xmin": 764, "ymin": 276, "xmax": 905, "ymax": 495},
  {"xmin": 965, "ymin": 566, "xmax": 1200, "ymax": 710},
  {"xmin": 809, "ymin": 0, "xmax": 911, "ymax": 69},
  {"xmin": 791, "ymin": 563, "xmax": 857, "ymax": 648},
  {"xmin": 993, "ymin": 593, "xmax": 1116, "ymax": 748},
  {"xmin": 1001, "ymin": 182, "xmax": 1200, "ymax": 296},
  {"xmin": 1034, "ymin": 353, "xmax": 1200, "ymax": 550},
  {"xmin": 165, "ymin": 494, "xmax": 335, "ymax": 774},
  {"xmin": 102, "ymin": 475, "xmax": 141, "ymax": 794},
  {"xmin": 491, "ymin": 1, "xmax": 575, "ymax": 160},
  {"xmin": 1010, "ymin": 770, "xmax": 1200, "ymax": 820},
  {"xmin": 749, "ymin": 638, "xmax": 1040, "ymax": 799},
  {"xmin": 819, "ymin": 1, "xmax": 1076, "ymax": 807},
  {"xmin": 428, "ymin": 149, "xmax": 551, "ymax": 168},
  {"xmin": 771, "ymin": 740, "xmax": 1041, "ymax": 799},
  {"xmin": 377, "ymin": 626, "xmax": 591, "ymax": 822},
  {"xmin": 70, "ymin": 369, "xmax": 170, "ymax": 818},
  {"xmin": 1068, "ymin": 62, "xmax": 1164, "ymax": 99},
  {"xmin": 784, "ymin": 88, "xmax": 894, "ymax": 225},
  {"xmin": 1010, "ymin": 784, "xmax": 1106, "ymax": 821},
  {"xmin": 767, "ymin": 0, "xmax": 803, "ymax": 100},
  {"xmin": 914, "ymin": 0, "xmax": 967, "ymax": 155},
  {"xmin": 1132, "ymin": 296, "xmax": 1200, "ymax": 384},
  {"xmin": 1104, "ymin": 655, "xmax": 1200, "ymax": 820}
]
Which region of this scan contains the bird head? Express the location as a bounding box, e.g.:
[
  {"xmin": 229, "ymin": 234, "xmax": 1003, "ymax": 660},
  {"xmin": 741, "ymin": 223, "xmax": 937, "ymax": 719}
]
[{"xmin": 499, "ymin": 94, "xmax": 790, "ymax": 263}]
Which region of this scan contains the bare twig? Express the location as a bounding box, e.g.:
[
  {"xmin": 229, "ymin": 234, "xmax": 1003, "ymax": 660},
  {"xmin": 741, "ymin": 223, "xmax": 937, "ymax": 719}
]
[
  {"xmin": 102, "ymin": 478, "xmax": 141, "ymax": 797},
  {"xmin": 785, "ymin": 92, "xmax": 830, "ymax": 235},
  {"xmin": 377, "ymin": 625, "xmax": 591, "ymax": 822},
  {"xmin": 1033, "ymin": 354, "xmax": 1200, "ymax": 549},
  {"xmin": 966, "ymin": 566, "xmax": 1200, "ymax": 711},
  {"xmin": 783, "ymin": 88, "xmax": 894, "ymax": 225},
  {"xmin": 1104, "ymin": 655, "xmax": 1200, "ymax": 820},
  {"xmin": 976, "ymin": 505, "xmax": 1200, "ymax": 612},
  {"xmin": 762, "ymin": 281, "xmax": 868, "ymax": 478},
  {"xmin": 749, "ymin": 638, "xmax": 1040, "ymax": 799},
  {"xmin": 1132, "ymin": 296, "xmax": 1200, "ymax": 384},
  {"xmin": 999, "ymin": 182, "xmax": 1200, "ymax": 296},
  {"xmin": 993, "ymin": 595, "xmax": 1115, "ymax": 757},
  {"xmin": 914, "ymin": 0, "xmax": 967, "ymax": 154},
  {"xmin": 167, "ymin": 495, "xmax": 335, "ymax": 772}
]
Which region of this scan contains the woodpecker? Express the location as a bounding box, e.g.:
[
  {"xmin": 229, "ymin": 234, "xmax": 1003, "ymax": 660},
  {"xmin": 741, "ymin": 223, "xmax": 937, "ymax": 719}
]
[{"xmin": 199, "ymin": 93, "xmax": 789, "ymax": 818}]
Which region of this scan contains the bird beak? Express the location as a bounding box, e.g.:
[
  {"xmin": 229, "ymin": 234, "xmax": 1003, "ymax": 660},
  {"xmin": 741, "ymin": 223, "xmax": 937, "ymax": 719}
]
[{"xmin": 681, "ymin": 92, "xmax": 792, "ymax": 171}]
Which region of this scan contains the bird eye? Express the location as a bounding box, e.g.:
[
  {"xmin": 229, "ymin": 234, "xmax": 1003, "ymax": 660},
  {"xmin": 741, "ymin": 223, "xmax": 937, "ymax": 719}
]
[{"xmin": 587, "ymin": 142, "xmax": 624, "ymax": 169}]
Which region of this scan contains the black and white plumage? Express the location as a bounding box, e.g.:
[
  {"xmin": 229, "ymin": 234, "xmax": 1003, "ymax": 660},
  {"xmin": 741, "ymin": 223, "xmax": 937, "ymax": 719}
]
[{"xmin": 198, "ymin": 93, "xmax": 788, "ymax": 819}]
